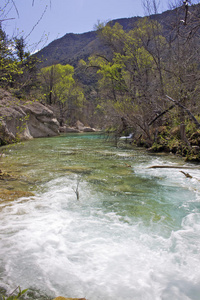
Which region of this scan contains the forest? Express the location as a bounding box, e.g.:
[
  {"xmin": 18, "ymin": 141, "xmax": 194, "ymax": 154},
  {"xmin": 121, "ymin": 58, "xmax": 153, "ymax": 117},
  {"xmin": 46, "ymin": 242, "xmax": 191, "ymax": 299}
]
[{"xmin": 0, "ymin": 0, "xmax": 200, "ymax": 161}]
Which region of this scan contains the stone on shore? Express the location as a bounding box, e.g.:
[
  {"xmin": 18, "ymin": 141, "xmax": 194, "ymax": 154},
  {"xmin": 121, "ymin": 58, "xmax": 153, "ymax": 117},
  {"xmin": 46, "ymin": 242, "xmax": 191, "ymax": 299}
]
[
  {"xmin": 59, "ymin": 126, "xmax": 80, "ymax": 133},
  {"xmin": 76, "ymin": 120, "xmax": 96, "ymax": 132}
]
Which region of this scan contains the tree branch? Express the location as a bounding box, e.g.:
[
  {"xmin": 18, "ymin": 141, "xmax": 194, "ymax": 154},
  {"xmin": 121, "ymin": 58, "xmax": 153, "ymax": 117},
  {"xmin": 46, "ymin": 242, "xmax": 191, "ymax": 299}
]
[
  {"xmin": 11, "ymin": 0, "xmax": 19, "ymax": 18},
  {"xmin": 165, "ymin": 95, "xmax": 200, "ymax": 129},
  {"xmin": 148, "ymin": 104, "xmax": 176, "ymax": 126},
  {"xmin": 25, "ymin": 5, "xmax": 48, "ymax": 39}
]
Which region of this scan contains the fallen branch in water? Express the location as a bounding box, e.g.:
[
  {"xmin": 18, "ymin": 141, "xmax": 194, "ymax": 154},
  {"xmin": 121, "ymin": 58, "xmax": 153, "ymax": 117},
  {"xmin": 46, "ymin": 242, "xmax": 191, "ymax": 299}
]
[
  {"xmin": 148, "ymin": 166, "xmax": 200, "ymax": 181},
  {"xmin": 72, "ymin": 178, "xmax": 80, "ymax": 200},
  {"xmin": 180, "ymin": 171, "xmax": 193, "ymax": 178},
  {"xmin": 148, "ymin": 166, "xmax": 194, "ymax": 169},
  {"xmin": 180, "ymin": 171, "xmax": 200, "ymax": 181}
]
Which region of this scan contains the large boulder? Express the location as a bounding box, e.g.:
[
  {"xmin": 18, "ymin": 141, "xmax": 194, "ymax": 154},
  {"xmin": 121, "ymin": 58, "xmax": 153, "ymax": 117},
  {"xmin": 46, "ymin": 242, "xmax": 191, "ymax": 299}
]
[
  {"xmin": 83, "ymin": 127, "xmax": 96, "ymax": 132},
  {"xmin": 75, "ymin": 120, "xmax": 96, "ymax": 132},
  {"xmin": 75, "ymin": 120, "xmax": 85, "ymax": 131},
  {"xmin": 60, "ymin": 126, "xmax": 80, "ymax": 133},
  {"xmin": 0, "ymin": 89, "xmax": 59, "ymax": 145},
  {"xmin": 20, "ymin": 102, "xmax": 59, "ymax": 138}
]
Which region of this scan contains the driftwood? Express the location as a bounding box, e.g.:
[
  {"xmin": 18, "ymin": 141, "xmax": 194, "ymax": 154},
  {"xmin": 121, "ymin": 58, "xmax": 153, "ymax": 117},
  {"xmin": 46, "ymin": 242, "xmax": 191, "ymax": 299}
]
[
  {"xmin": 148, "ymin": 166, "xmax": 200, "ymax": 181},
  {"xmin": 180, "ymin": 171, "xmax": 193, "ymax": 178},
  {"xmin": 180, "ymin": 171, "xmax": 200, "ymax": 181},
  {"xmin": 148, "ymin": 165, "xmax": 194, "ymax": 169}
]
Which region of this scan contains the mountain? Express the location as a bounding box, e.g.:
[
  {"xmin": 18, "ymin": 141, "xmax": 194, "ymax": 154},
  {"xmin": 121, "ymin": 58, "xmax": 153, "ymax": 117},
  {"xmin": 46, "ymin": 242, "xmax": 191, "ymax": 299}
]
[
  {"xmin": 35, "ymin": 9, "xmax": 174, "ymax": 68},
  {"xmin": 35, "ymin": 16, "xmax": 140, "ymax": 68},
  {"xmin": 36, "ymin": 31, "xmax": 98, "ymax": 67},
  {"xmin": 36, "ymin": 4, "xmax": 200, "ymax": 69}
]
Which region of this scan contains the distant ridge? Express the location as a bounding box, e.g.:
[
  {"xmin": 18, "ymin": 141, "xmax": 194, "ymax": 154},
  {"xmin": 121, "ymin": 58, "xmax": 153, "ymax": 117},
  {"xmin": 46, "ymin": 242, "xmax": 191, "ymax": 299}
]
[
  {"xmin": 35, "ymin": 5, "xmax": 190, "ymax": 68},
  {"xmin": 35, "ymin": 15, "xmax": 151, "ymax": 67}
]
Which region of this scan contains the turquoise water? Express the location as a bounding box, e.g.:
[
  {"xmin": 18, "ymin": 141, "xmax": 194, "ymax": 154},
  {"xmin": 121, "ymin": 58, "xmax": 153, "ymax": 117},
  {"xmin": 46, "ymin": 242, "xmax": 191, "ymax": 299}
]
[{"xmin": 0, "ymin": 133, "xmax": 200, "ymax": 300}]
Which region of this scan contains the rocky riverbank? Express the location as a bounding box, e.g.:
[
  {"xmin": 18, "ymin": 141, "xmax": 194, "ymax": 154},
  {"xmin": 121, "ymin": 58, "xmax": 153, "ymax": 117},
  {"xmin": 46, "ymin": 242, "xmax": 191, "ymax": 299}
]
[
  {"xmin": 0, "ymin": 89, "xmax": 60, "ymax": 145},
  {"xmin": 134, "ymin": 125, "xmax": 200, "ymax": 162},
  {"xmin": 0, "ymin": 89, "xmax": 97, "ymax": 146},
  {"xmin": 60, "ymin": 120, "xmax": 96, "ymax": 134}
]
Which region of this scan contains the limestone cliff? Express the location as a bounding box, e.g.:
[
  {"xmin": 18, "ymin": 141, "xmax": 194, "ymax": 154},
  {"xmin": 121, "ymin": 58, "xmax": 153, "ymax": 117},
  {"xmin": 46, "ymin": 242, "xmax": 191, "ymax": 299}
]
[{"xmin": 0, "ymin": 89, "xmax": 59, "ymax": 145}]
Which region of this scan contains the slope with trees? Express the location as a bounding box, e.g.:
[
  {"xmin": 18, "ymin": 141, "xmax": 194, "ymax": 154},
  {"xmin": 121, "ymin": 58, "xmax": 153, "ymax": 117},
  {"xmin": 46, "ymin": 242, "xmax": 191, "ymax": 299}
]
[
  {"xmin": 81, "ymin": 1, "xmax": 200, "ymax": 161},
  {"xmin": 0, "ymin": 0, "xmax": 200, "ymax": 161},
  {"xmin": 39, "ymin": 63, "xmax": 85, "ymax": 125}
]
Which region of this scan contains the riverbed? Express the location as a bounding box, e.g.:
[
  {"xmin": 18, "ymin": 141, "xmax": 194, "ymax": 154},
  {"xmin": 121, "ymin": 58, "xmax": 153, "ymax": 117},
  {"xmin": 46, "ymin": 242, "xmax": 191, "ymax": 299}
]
[{"xmin": 0, "ymin": 133, "xmax": 200, "ymax": 300}]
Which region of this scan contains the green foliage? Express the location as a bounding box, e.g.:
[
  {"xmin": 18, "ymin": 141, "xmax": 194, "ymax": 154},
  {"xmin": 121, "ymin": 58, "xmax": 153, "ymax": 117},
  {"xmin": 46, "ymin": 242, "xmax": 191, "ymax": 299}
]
[
  {"xmin": 39, "ymin": 63, "xmax": 85, "ymax": 123},
  {"xmin": 186, "ymin": 116, "xmax": 200, "ymax": 135},
  {"xmin": 40, "ymin": 63, "xmax": 75, "ymax": 104},
  {"xmin": 40, "ymin": 63, "xmax": 84, "ymax": 105},
  {"xmin": 0, "ymin": 27, "xmax": 23, "ymax": 86},
  {"xmin": 0, "ymin": 286, "xmax": 28, "ymax": 300},
  {"xmin": 86, "ymin": 9, "xmax": 200, "ymax": 153},
  {"xmin": 0, "ymin": 21, "xmax": 40, "ymax": 96},
  {"xmin": 87, "ymin": 17, "xmax": 163, "ymax": 117}
]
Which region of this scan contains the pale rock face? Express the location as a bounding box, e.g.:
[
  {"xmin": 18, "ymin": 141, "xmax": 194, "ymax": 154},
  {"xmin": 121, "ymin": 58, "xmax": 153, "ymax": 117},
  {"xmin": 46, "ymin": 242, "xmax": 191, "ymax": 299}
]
[
  {"xmin": 21, "ymin": 102, "xmax": 60, "ymax": 138},
  {"xmin": 0, "ymin": 89, "xmax": 59, "ymax": 144},
  {"xmin": 75, "ymin": 120, "xmax": 96, "ymax": 132}
]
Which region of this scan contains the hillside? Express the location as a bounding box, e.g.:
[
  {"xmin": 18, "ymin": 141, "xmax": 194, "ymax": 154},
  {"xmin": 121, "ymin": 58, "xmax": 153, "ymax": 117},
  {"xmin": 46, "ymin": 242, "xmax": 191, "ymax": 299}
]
[
  {"xmin": 36, "ymin": 31, "xmax": 98, "ymax": 67},
  {"xmin": 35, "ymin": 10, "xmax": 174, "ymax": 68},
  {"xmin": 36, "ymin": 4, "xmax": 200, "ymax": 69}
]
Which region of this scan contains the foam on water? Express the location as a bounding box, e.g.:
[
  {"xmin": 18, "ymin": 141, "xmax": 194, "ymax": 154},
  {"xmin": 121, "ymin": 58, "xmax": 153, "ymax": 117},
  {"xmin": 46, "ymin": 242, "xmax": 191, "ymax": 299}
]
[
  {"xmin": 1, "ymin": 172, "xmax": 200, "ymax": 300},
  {"xmin": 1, "ymin": 135, "xmax": 200, "ymax": 300}
]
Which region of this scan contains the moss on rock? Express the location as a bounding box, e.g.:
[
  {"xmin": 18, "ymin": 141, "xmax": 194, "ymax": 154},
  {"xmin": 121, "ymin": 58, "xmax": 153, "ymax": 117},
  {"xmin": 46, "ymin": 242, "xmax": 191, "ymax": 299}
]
[{"xmin": 0, "ymin": 188, "xmax": 34, "ymax": 202}]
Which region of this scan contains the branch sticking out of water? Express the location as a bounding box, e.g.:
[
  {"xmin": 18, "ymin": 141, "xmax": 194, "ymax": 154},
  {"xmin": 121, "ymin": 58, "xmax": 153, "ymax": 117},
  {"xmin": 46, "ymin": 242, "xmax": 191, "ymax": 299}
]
[
  {"xmin": 149, "ymin": 166, "xmax": 200, "ymax": 181},
  {"xmin": 180, "ymin": 171, "xmax": 193, "ymax": 178},
  {"xmin": 180, "ymin": 171, "xmax": 200, "ymax": 182},
  {"xmin": 72, "ymin": 178, "xmax": 81, "ymax": 200}
]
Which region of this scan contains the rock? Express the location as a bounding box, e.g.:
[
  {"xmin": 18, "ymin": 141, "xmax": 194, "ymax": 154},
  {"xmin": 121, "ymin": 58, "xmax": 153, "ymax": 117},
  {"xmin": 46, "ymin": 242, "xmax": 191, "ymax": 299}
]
[
  {"xmin": 76, "ymin": 120, "xmax": 85, "ymax": 131},
  {"xmin": 60, "ymin": 120, "xmax": 97, "ymax": 133},
  {"xmin": 22, "ymin": 102, "xmax": 59, "ymax": 138},
  {"xmin": 83, "ymin": 127, "xmax": 96, "ymax": 132},
  {"xmin": 0, "ymin": 120, "xmax": 15, "ymax": 144},
  {"xmin": 0, "ymin": 189, "xmax": 34, "ymax": 201},
  {"xmin": 75, "ymin": 121, "xmax": 96, "ymax": 132},
  {"xmin": 0, "ymin": 88, "xmax": 60, "ymax": 144},
  {"xmin": 60, "ymin": 126, "xmax": 80, "ymax": 133}
]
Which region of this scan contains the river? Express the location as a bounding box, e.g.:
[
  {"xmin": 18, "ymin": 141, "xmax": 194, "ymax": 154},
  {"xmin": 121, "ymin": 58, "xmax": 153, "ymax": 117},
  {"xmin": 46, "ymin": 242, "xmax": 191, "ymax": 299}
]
[{"xmin": 0, "ymin": 133, "xmax": 200, "ymax": 300}]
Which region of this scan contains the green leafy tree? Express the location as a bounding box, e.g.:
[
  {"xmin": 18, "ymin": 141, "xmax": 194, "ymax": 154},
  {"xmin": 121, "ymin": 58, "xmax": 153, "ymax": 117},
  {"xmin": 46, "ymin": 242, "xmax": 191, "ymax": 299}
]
[
  {"xmin": 0, "ymin": 25, "xmax": 23, "ymax": 87},
  {"xmin": 0, "ymin": 26, "xmax": 39, "ymax": 95},
  {"xmin": 87, "ymin": 19, "xmax": 164, "ymax": 139},
  {"xmin": 40, "ymin": 63, "xmax": 84, "ymax": 125}
]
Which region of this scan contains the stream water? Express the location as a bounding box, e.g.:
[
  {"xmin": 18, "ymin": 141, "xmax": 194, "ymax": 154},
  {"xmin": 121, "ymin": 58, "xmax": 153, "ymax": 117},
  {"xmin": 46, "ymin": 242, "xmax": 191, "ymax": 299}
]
[{"xmin": 0, "ymin": 133, "xmax": 200, "ymax": 300}]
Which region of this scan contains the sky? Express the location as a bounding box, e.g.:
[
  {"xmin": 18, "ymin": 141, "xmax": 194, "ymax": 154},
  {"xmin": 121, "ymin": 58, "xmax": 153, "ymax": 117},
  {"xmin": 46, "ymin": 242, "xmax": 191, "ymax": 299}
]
[{"xmin": 2, "ymin": 0, "xmax": 170, "ymax": 52}]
